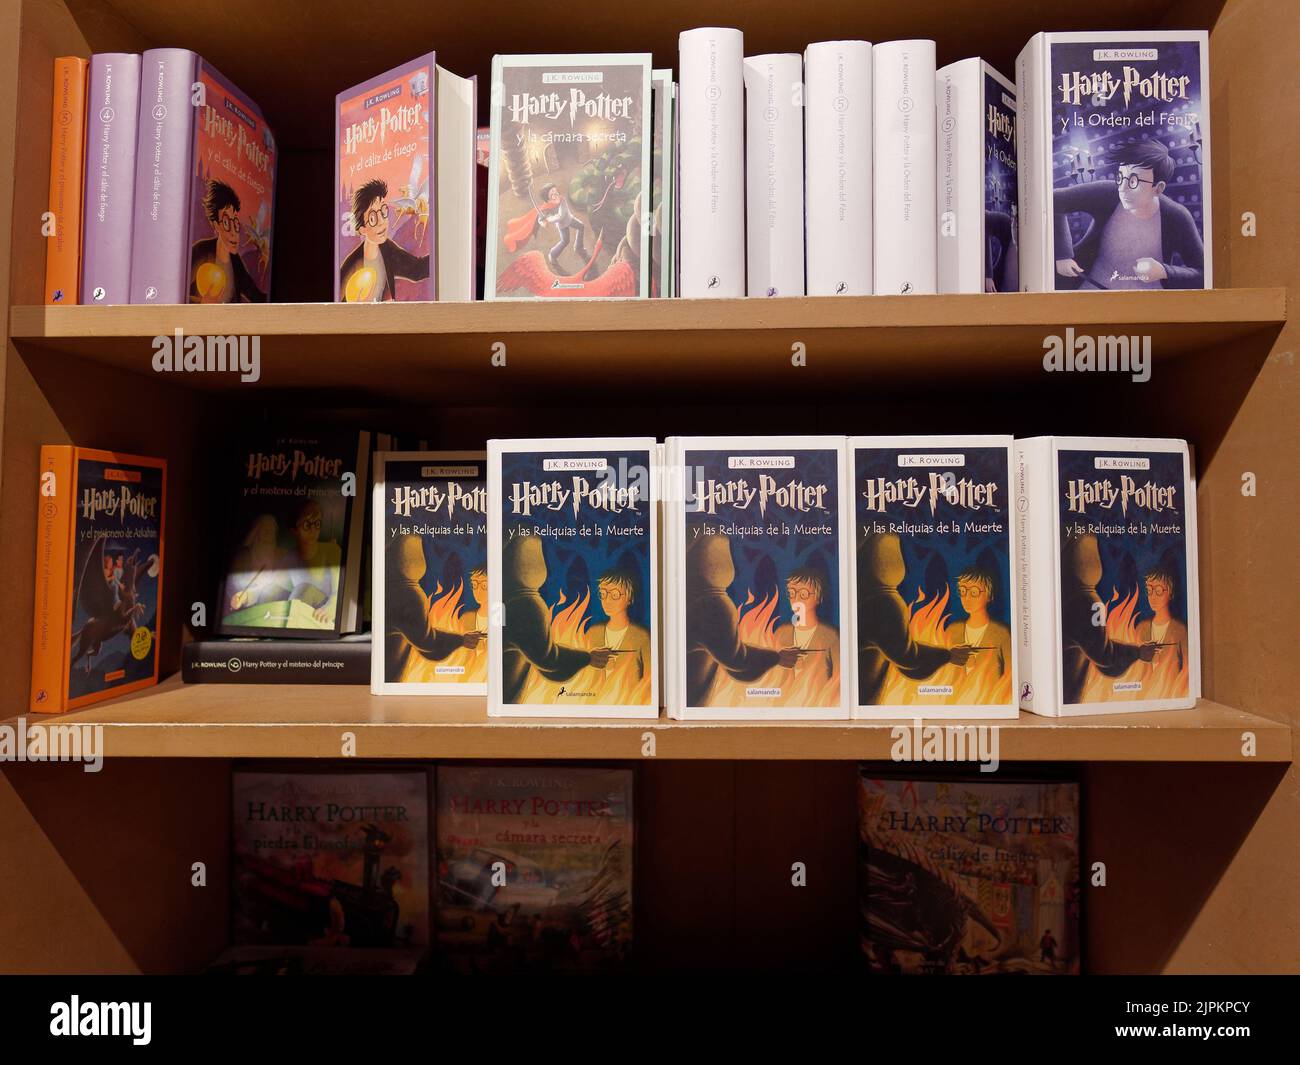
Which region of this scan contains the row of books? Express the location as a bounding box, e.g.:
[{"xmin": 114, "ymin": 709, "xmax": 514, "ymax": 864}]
[
  {"xmin": 30, "ymin": 434, "xmax": 1200, "ymax": 722},
  {"xmin": 214, "ymin": 765, "xmax": 1080, "ymax": 976},
  {"xmin": 46, "ymin": 29, "xmax": 1211, "ymax": 304}
]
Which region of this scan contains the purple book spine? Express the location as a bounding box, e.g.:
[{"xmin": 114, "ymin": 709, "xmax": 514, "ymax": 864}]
[
  {"xmin": 81, "ymin": 54, "xmax": 140, "ymax": 306},
  {"xmin": 129, "ymin": 48, "xmax": 197, "ymax": 304}
]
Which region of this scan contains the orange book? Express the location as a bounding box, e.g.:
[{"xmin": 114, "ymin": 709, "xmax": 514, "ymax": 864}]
[
  {"xmin": 44, "ymin": 56, "xmax": 88, "ymax": 305},
  {"xmin": 30, "ymin": 446, "xmax": 166, "ymax": 712}
]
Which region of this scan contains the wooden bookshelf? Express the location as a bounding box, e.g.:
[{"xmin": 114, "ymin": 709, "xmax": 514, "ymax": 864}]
[
  {"xmin": 8, "ymin": 289, "xmax": 1287, "ymax": 401},
  {"xmin": 7, "ymin": 679, "xmax": 1289, "ymax": 762}
]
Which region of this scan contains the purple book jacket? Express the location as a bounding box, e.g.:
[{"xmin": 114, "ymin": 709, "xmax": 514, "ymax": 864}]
[
  {"xmin": 335, "ymin": 55, "xmax": 437, "ymax": 302},
  {"xmin": 128, "ymin": 51, "xmax": 276, "ymax": 304},
  {"xmin": 81, "ymin": 53, "xmax": 140, "ymax": 305}
]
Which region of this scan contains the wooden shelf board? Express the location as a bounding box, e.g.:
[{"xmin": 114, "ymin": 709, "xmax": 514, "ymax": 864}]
[
  {"xmin": 8, "ymin": 289, "xmax": 1287, "ymax": 404},
  {"xmin": 7, "ymin": 676, "xmax": 1289, "ymax": 761}
]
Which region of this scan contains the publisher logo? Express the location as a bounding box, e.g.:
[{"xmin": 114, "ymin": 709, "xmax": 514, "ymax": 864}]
[{"xmin": 92, "ymin": 286, "xmax": 106, "ymax": 301}]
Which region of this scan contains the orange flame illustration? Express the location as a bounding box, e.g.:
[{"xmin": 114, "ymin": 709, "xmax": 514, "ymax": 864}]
[
  {"xmin": 1079, "ymin": 585, "xmax": 1188, "ymax": 703},
  {"xmin": 398, "ymin": 579, "xmax": 487, "ymax": 685}
]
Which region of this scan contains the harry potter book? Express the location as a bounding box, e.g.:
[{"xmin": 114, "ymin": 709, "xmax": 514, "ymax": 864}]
[
  {"xmin": 849, "ymin": 436, "xmax": 1019, "ymax": 719},
  {"xmin": 29, "ymin": 447, "xmax": 166, "ymax": 713},
  {"xmin": 487, "ymin": 438, "xmax": 658, "ymax": 718},
  {"xmin": 81, "ymin": 53, "xmax": 140, "ymax": 306},
  {"xmin": 666, "ymin": 435, "xmax": 850, "ymax": 719},
  {"xmin": 486, "ymin": 53, "xmax": 652, "ymax": 299},
  {"xmin": 744, "ymin": 53, "xmax": 805, "ymax": 297},
  {"xmin": 435, "ymin": 765, "xmax": 633, "ymax": 973},
  {"xmin": 336, "ymin": 55, "xmax": 477, "ymax": 303},
  {"xmin": 1016, "ymin": 31, "xmax": 1211, "ymax": 291},
  {"xmin": 129, "ymin": 50, "xmax": 276, "ymax": 304},
  {"xmin": 231, "ymin": 768, "xmax": 430, "ymax": 949},
  {"xmin": 372, "ymin": 451, "xmax": 488, "ymax": 694},
  {"xmin": 214, "ymin": 431, "xmax": 370, "ymax": 639},
  {"xmin": 45, "ymin": 56, "xmax": 88, "ymax": 305},
  {"xmin": 1016, "ymin": 436, "xmax": 1200, "ymax": 716},
  {"xmin": 650, "ymin": 69, "xmax": 675, "ymax": 298},
  {"xmin": 937, "ymin": 59, "xmax": 1018, "ymax": 293},
  {"xmin": 859, "ymin": 771, "xmax": 1081, "ymax": 974}
]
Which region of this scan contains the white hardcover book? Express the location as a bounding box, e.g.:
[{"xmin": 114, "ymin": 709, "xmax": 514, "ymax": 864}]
[
  {"xmin": 372, "ymin": 451, "xmax": 488, "ymax": 694},
  {"xmin": 667, "ymin": 435, "xmax": 851, "ymax": 720},
  {"xmin": 487, "ymin": 438, "xmax": 659, "ymax": 719},
  {"xmin": 1016, "ymin": 31, "xmax": 1212, "ymax": 292},
  {"xmin": 1015, "ymin": 436, "xmax": 1200, "ymax": 717},
  {"xmin": 678, "ymin": 27, "xmax": 745, "ymax": 297},
  {"xmin": 744, "ymin": 53, "xmax": 805, "ymax": 297},
  {"xmin": 804, "ymin": 41, "xmax": 872, "ymax": 296},
  {"xmin": 436, "ymin": 68, "xmax": 478, "ymax": 301},
  {"xmin": 873, "ymin": 40, "xmax": 937, "ymax": 295},
  {"xmin": 848, "ymin": 435, "xmax": 1019, "ymax": 719},
  {"xmin": 937, "ymin": 59, "xmax": 1019, "ymax": 293}
]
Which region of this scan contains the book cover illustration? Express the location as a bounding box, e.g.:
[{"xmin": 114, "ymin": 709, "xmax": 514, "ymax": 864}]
[
  {"xmin": 65, "ymin": 451, "xmax": 165, "ymax": 709},
  {"xmin": 487, "ymin": 54, "xmax": 651, "ymax": 298},
  {"xmin": 232, "ymin": 770, "xmax": 430, "ymax": 948},
  {"xmin": 680, "ymin": 441, "xmax": 847, "ymax": 714},
  {"xmin": 859, "ymin": 774, "xmax": 1081, "ymax": 974},
  {"xmin": 336, "ymin": 56, "xmax": 434, "ymax": 302},
  {"xmin": 436, "ymin": 765, "xmax": 633, "ymax": 973},
  {"xmin": 650, "ymin": 69, "xmax": 674, "ymax": 298},
  {"xmin": 852, "ymin": 439, "xmax": 1016, "ymax": 716},
  {"xmin": 984, "ymin": 68, "xmax": 1018, "ymax": 292},
  {"xmin": 189, "ymin": 60, "xmax": 276, "ymax": 302},
  {"xmin": 1049, "ymin": 35, "xmax": 1208, "ymax": 290},
  {"xmin": 216, "ymin": 432, "xmax": 366, "ymax": 638},
  {"xmin": 376, "ymin": 453, "xmax": 487, "ymax": 692},
  {"xmin": 492, "ymin": 443, "xmax": 656, "ymax": 713},
  {"xmin": 1056, "ymin": 446, "xmax": 1193, "ymax": 705}
]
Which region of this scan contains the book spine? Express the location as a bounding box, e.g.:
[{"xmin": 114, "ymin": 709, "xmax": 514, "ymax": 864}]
[
  {"xmin": 29, "ymin": 446, "xmax": 75, "ymax": 712},
  {"xmin": 182, "ymin": 640, "xmax": 371, "ymax": 683},
  {"xmin": 1015, "ymin": 34, "xmax": 1047, "ymax": 292},
  {"xmin": 744, "ymin": 53, "xmax": 805, "ymax": 297},
  {"xmin": 341, "ymin": 431, "xmax": 372, "ymax": 632},
  {"xmin": 678, "ymin": 27, "xmax": 745, "ymax": 297},
  {"xmin": 936, "ymin": 58, "xmax": 982, "ymax": 294},
  {"xmin": 873, "ymin": 40, "xmax": 936, "ymax": 295},
  {"xmin": 804, "ymin": 41, "xmax": 872, "ymax": 296},
  {"xmin": 129, "ymin": 48, "xmax": 197, "ymax": 304},
  {"xmin": 1015, "ymin": 437, "xmax": 1059, "ymax": 716},
  {"xmin": 45, "ymin": 57, "xmax": 88, "ymax": 306},
  {"xmin": 81, "ymin": 53, "xmax": 140, "ymax": 305}
]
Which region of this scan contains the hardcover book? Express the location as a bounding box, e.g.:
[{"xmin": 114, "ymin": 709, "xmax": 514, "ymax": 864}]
[
  {"xmin": 45, "ymin": 56, "xmax": 88, "ymax": 306},
  {"xmin": 743, "ymin": 53, "xmax": 805, "ymax": 297},
  {"xmin": 1016, "ymin": 31, "xmax": 1211, "ymax": 291},
  {"xmin": 849, "ymin": 436, "xmax": 1019, "ymax": 719},
  {"xmin": 486, "ymin": 54, "xmax": 652, "ymax": 299},
  {"xmin": 487, "ymin": 438, "xmax": 658, "ymax": 718},
  {"xmin": 182, "ymin": 635, "xmax": 371, "ymax": 684},
  {"xmin": 650, "ymin": 69, "xmax": 675, "ymax": 298},
  {"xmin": 29, "ymin": 447, "xmax": 166, "ymax": 713},
  {"xmin": 129, "ymin": 50, "xmax": 276, "ymax": 304},
  {"xmin": 937, "ymin": 59, "xmax": 1019, "ymax": 293},
  {"xmin": 82, "ymin": 53, "xmax": 140, "ymax": 306},
  {"xmin": 667, "ymin": 435, "xmax": 850, "ymax": 719},
  {"xmin": 435, "ymin": 765, "xmax": 633, "ymax": 973},
  {"xmin": 859, "ymin": 772, "xmax": 1081, "ymax": 974},
  {"xmin": 231, "ymin": 768, "xmax": 430, "ymax": 948},
  {"xmin": 214, "ymin": 431, "xmax": 370, "ymax": 639},
  {"xmin": 372, "ymin": 451, "xmax": 488, "ymax": 694},
  {"xmin": 335, "ymin": 56, "xmax": 477, "ymax": 302},
  {"xmin": 1016, "ymin": 436, "xmax": 1200, "ymax": 716}
]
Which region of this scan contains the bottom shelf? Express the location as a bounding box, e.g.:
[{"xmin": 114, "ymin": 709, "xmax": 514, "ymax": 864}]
[{"xmin": 7, "ymin": 675, "xmax": 1290, "ymax": 761}]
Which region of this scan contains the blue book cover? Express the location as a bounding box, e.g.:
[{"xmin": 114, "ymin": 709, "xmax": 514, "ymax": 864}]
[
  {"xmin": 673, "ymin": 436, "xmax": 849, "ymax": 718},
  {"xmin": 984, "ymin": 67, "xmax": 1018, "ymax": 292},
  {"xmin": 488, "ymin": 439, "xmax": 657, "ymax": 716},
  {"xmin": 850, "ymin": 436, "xmax": 1017, "ymax": 718},
  {"xmin": 1047, "ymin": 33, "xmax": 1210, "ymax": 290},
  {"xmin": 372, "ymin": 451, "xmax": 487, "ymax": 693}
]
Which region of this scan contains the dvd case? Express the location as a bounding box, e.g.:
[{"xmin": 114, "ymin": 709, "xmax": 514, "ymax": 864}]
[
  {"xmin": 371, "ymin": 451, "xmax": 487, "ymax": 694},
  {"xmin": 487, "ymin": 438, "xmax": 658, "ymax": 717},
  {"xmin": 849, "ymin": 436, "xmax": 1019, "ymax": 719},
  {"xmin": 666, "ymin": 435, "xmax": 850, "ymax": 719},
  {"xmin": 1016, "ymin": 436, "xmax": 1200, "ymax": 716},
  {"xmin": 1016, "ymin": 31, "xmax": 1211, "ymax": 291}
]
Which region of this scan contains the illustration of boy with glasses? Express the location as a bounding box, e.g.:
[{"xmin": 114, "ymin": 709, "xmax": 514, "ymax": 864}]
[
  {"xmin": 1052, "ymin": 139, "xmax": 1205, "ymax": 290},
  {"xmin": 774, "ymin": 566, "xmax": 840, "ymax": 682},
  {"xmin": 279, "ymin": 499, "xmax": 342, "ymax": 625},
  {"xmin": 190, "ymin": 180, "xmax": 267, "ymax": 302},
  {"xmin": 340, "ymin": 177, "xmax": 431, "ymax": 301},
  {"xmin": 587, "ymin": 568, "xmax": 651, "ymax": 681}
]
